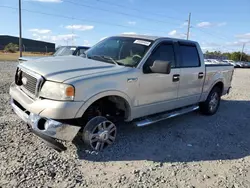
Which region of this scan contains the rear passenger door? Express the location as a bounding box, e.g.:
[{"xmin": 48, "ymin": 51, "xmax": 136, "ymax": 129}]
[{"xmin": 177, "ymin": 42, "xmax": 205, "ymax": 106}]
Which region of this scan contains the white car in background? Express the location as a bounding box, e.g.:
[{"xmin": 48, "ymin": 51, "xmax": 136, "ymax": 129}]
[
  {"xmin": 18, "ymin": 46, "xmax": 90, "ymax": 63},
  {"xmin": 222, "ymin": 60, "xmax": 244, "ymax": 68},
  {"xmin": 222, "ymin": 60, "xmax": 237, "ymax": 67},
  {"xmin": 204, "ymin": 59, "xmax": 222, "ymax": 64}
]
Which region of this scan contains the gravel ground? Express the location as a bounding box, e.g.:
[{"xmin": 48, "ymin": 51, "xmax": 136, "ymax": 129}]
[{"xmin": 0, "ymin": 61, "xmax": 250, "ymax": 188}]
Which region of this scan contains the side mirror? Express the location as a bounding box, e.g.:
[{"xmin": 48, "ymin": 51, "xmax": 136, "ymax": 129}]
[{"xmin": 150, "ymin": 60, "xmax": 171, "ymax": 74}]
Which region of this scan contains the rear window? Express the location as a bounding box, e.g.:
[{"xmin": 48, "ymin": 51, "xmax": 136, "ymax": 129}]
[{"xmin": 180, "ymin": 45, "xmax": 200, "ymax": 67}]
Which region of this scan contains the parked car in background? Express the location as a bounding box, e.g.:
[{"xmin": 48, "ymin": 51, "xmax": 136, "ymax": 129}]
[
  {"xmin": 222, "ymin": 60, "xmax": 237, "ymax": 67},
  {"xmin": 10, "ymin": 34, "xmax": 234, "ymax": 152},
  {"xmin": 233, "ymin": 62, "xmax": 245, "ymax": 68},
  {"xmin": 205, "ymin": 59, "xmax": 224, "ymax": 65},
  {"xmin": 204, "ymin": 59, "xmax": 217, "ymax": 64},
  {"xmin": 241, "ymin": 62, "xmax": 250, "ymax": 68},
  {"xmin": 18, "ymin": 46, "xmax": 90, "ymax": 62},
  {"xmin": 54, "ymin": 46, "xmax": 90, "ymax": 56}
]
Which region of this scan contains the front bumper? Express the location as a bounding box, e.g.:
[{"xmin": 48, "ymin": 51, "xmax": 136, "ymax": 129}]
[
  {"xmin": 10, "ymin": 98, "xmax": 81, "ymax": 151},
  {"xmin": 9, "ymin": 82, "xmax": 84, "ymax": 119}
]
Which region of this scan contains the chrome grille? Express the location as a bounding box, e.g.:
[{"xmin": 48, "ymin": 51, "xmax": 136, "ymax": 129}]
[{"xmin": 21, "ymin": 71, "xmax": 37, "ymax": 95}]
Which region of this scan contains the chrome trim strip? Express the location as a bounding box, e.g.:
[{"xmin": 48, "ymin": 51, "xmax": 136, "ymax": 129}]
[
  {"xmin": 10, "ymin": 99, "xmax": 29, "ymax": 123},
  {"xmin": 127, "ymin": 78, "xmax": 138, "ymax": 83},
  {"xmin": 135, "ymin": 105, "xmax": 199, "ymax": 127},
  {"xmin": 20, "ymin": 86, "xmax": 36, "ymax": 99},
  {"xmin": 17, "ymin": 65, "xmax": 44, "ymax": 98},
  {"xmin": 17, "ymin": 64, "xmax": 41, "ymax": 80},
  {"xmin": 35, "ymin": 76, "xmax": 44, "ymax": 97}
]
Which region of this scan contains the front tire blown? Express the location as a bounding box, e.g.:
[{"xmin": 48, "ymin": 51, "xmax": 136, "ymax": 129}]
[{"xmin": 83, "ymin": 116, "xmax": 117, "ymax": 151}]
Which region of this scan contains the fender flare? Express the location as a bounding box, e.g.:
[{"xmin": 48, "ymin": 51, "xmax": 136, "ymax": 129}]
[
  {"xmin": 209, "ymin": 79, "xmax": 224, "ymax": 93},
  {"xmin": 75, "ymin": 90, "xmax": 133, "ymax": 121},
  {"xmin": 203, "ymin": 78, "xmax": 224, "ymax": 101}
]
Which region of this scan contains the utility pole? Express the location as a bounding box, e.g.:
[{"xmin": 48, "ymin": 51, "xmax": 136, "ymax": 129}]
[
  {"xmin": 72, "ymin": 28, "xmax": 74, "ymax": 46},
  {"xmin": 19, "ymin": 0, "xmax": 23, "ymax": 57},
  {"xmin": 186, "ymin": 12, "xmax": 191, "ymax": 40},
  {"xmin": 240, "ymin": 43, "xmax": 245, "ymax": 62},
  {"xmin": 71, "ymin": 16, "xmax": 74, "ymax": 46}
]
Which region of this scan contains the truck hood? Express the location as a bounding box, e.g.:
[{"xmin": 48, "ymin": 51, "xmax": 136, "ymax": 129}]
[
  {"xmin": 19, "ymin": 56, "xmax": 51, "ymax": 61},
  {"xmin": 19, "ymin": 56, "xmax": 127, "ymax": 82}
]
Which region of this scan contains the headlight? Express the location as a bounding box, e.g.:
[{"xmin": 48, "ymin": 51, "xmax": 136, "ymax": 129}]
[{"xmin": 40, "ymin": 81, "xmax": 75, "ymax": 101}]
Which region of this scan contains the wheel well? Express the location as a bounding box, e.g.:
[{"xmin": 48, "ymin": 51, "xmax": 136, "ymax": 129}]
[
  {"xmin": 81, "ymin": 96, "xmax": 130, "ymax": 124},
  {"xmin": 213, "ymin": 81, "xmax": 224, "ymax": 95}
]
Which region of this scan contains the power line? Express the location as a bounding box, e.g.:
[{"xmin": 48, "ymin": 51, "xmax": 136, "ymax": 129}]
[
  {"xmin": 193, "ymin": 27, "xmax": 232, "ymax": 41},
  {"xmin": 63, "ymin": 0, "xmax": 181, "ymax": 26},
  {"xmin": 0, "ymin": 5, "xmax": 173, "ymax": 34},
  {"xmin": 23, "ymin": 0, "xmax": 60, "ymax": 13},
  {"xmin": 95, "ymin": 0, "xmax": 185, "ymax": 22}
]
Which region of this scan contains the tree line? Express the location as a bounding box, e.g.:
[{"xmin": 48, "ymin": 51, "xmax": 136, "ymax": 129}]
[{"xmin": 205, "ymin": 51, "xmax": 250, "ymax": 62}]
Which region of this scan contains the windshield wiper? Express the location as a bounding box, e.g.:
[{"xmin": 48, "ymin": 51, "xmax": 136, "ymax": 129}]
[
  {"xmin": 89, "ymin": 55, "xmax": 119, "ymax": 65},
  {"xmin": 88, "ymin": 55, "xmax": 136, "ymax": 67},
  {"xmin": 101, "ymin": 56, "xmax": 119, "ymax": 65}
]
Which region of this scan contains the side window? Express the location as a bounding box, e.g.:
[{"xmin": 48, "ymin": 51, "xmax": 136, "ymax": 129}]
[
  {"xmin": 75, "ymin": 48, "xmax": 88, "ymax": 56},
  {"xmin": 179, "ymin": 45, "xmax": 200, "ymax": 67},
  {"xmin": 143, "ymin": 43, "xmax": 176, "ymax": 73},
  {"xmin": 78, "ymin": 48, "xmax": 87, "ymax": 55}
]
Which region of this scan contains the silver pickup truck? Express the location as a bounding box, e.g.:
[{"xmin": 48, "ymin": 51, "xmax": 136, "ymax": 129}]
[{"xmin": 9, "ymin": 35, "xmax": 234, "ymax": 152}]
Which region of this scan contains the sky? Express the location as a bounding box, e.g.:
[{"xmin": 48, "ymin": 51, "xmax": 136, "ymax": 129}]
[{"xmin": 0, "ymin": 0, "xmax": 250, "ymax": 54}]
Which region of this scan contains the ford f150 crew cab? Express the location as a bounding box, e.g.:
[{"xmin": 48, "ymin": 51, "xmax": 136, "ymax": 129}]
[{"xmin": 9, "ymin": 35, "xmax": 234, "ymax": 152}]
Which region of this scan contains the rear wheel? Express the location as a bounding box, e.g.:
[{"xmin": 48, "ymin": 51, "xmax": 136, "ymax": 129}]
[
  {"xmin": 199, "ymin": 87, "xmax": 221, "ymax": 115},
  {"xmin": 82, "ymin": 116, "xmax": 117, "ymax": 151}
]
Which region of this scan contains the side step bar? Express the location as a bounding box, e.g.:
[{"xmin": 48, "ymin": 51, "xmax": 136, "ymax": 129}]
[{"xmin": 134, "ymin": 105, "xmax": 199, "ymax": 127}]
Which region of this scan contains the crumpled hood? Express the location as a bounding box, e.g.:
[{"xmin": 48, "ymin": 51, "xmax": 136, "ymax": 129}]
[{"xmin": 19, "ymin": 56, "xmax": 126, "ymax": 82}]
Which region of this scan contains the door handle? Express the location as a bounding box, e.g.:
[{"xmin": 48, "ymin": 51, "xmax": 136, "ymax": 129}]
[
  {"xmin": 198, "ymin": 72, "xmax": 204, "ymax": 79},
  {"xmin": 173, "ymin": 74, "xmax": 180, "ymax": 82}
]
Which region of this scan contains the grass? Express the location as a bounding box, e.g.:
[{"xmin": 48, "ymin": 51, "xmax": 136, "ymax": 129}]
[{"xmin": 0, "ymin": 51, "xmax": 52, "ymax": 61}]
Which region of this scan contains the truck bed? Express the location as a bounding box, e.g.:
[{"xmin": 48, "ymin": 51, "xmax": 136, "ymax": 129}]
[{"xmin": 203, "ymin": 63, "xmax": 234, "ymax": 97}]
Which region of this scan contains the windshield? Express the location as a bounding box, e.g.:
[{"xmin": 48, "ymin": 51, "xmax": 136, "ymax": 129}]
[
  {"xmin": 53, "ymin": 46, "xmax": 76, "ymax": 56},
  {"xmin": 86, "ymin": 37, "xmax": 153, "ymax": 67}
]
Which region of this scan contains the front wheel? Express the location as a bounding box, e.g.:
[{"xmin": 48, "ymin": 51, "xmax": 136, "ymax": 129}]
[
  {"xmin": 199, "ymin": 87, "xmax": 221, "ymax": 115},
  {"xmin": 82, "ymin": 116, "xmax": 117, "ymax": 151}
]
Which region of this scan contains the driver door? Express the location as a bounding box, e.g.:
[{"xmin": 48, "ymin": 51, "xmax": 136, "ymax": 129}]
[{"xmin": 134, "ymin": 42, "xmax": 181, "ymax": 118}]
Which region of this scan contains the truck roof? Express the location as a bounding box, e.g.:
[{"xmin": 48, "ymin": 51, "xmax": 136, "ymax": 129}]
[{"xmin": 118, "ymin": 34, "xmax": 197, "ymax": 43}]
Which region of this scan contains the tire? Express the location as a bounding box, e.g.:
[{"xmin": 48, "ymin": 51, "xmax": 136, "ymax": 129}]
[
  {"xmin": 83, "ymin": 116, "xmax": 117, "ymax": 151},
  {"xmin": 199, "ymin": 87, "xmax": 221, "ymax": 115}
]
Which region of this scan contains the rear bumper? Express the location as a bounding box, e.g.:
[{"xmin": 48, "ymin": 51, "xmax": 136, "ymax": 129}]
[{"xmin": 10, "ymin": 98, "xmax": 81, "ymax": 151}]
